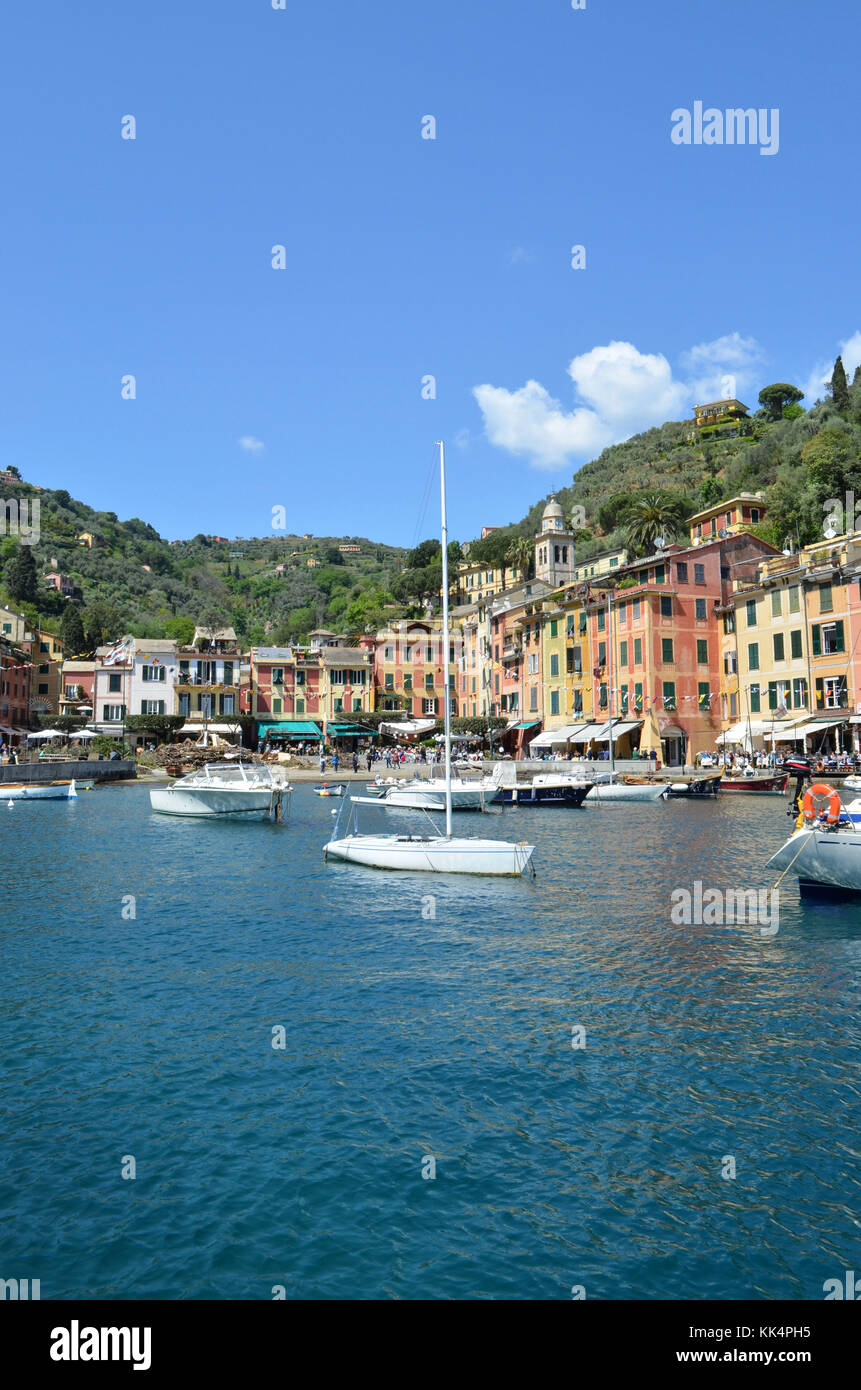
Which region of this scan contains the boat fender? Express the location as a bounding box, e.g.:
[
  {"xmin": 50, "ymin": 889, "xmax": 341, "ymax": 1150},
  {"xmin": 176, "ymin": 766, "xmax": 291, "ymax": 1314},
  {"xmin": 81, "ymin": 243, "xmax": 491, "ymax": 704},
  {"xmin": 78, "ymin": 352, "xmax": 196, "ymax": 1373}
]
[{"xmin": 802, "ymin": 782, "xmax": 841, "ymax": 825}]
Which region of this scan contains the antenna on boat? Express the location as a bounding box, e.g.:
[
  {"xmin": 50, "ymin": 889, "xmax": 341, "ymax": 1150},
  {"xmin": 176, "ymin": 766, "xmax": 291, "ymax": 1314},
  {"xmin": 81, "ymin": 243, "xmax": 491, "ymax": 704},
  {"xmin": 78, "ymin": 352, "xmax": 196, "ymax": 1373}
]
[{"xmin": 437, "ymin": 440, "xmax": 454, "ymax": 840}]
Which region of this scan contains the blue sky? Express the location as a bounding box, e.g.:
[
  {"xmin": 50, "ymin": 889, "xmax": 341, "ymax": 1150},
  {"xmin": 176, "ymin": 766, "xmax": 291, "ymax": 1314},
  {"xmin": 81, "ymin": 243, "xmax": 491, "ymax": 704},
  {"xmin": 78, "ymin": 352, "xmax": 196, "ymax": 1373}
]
[{"xmin": 0, "ymin": 0, "xmax": 857, "ymax": 547}]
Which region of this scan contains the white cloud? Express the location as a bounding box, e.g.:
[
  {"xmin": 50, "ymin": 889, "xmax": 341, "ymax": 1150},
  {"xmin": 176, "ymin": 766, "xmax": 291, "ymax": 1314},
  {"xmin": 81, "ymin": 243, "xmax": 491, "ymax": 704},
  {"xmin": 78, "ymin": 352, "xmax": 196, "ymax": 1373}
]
[
  {"xmin": 473, "ymin": 379, "xmax": 614, "ymax": 469},
  {"xmin": 238, "ymin": 436, "xmax": 265, "ymax": 452},
  {"xmin": 473, "ymin": 340, "xmax": 692, "ymax": 471}
]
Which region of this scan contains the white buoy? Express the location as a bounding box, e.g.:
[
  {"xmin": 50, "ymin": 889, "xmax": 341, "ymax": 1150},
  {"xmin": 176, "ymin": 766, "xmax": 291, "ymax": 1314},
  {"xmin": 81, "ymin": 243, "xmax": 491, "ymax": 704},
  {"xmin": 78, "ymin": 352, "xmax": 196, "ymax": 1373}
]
[{"xmin": 7, "ymin": 800, "xmax": 14, "ymax": 808}]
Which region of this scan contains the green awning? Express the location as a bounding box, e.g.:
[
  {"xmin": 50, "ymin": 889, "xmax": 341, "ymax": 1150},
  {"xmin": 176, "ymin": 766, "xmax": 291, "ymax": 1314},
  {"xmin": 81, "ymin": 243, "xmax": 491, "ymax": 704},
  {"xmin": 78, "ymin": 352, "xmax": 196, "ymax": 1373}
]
[
  {"xmin": 328, "ymin": 724, "xmax": 376, "ymax": 737},
  {"xmin": 258, "ymin": 721, "xmax": 322, "ymax": 739},
  {"xmin": 513, "ymin": 721, "xmax": 540, "ymax": 730}
]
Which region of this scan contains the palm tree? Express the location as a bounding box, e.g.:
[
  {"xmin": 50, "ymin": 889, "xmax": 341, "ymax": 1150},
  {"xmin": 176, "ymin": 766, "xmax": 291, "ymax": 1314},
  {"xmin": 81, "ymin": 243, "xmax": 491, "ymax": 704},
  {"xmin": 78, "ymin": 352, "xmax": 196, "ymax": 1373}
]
[
  {"xmin": 621, "ymin": 492, "xmax": 692, "ymax": 556},
  {"xmin": 505, "ymin": 536, "xmax": 533, "ymax": 582}
]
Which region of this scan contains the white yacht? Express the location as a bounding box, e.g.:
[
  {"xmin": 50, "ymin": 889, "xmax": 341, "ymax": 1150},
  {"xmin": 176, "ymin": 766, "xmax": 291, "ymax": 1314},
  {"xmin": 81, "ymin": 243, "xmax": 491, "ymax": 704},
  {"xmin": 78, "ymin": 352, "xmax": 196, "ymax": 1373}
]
[{"xmin": 150, "ymin": 762, "xmax": 291, "ymax": 820}]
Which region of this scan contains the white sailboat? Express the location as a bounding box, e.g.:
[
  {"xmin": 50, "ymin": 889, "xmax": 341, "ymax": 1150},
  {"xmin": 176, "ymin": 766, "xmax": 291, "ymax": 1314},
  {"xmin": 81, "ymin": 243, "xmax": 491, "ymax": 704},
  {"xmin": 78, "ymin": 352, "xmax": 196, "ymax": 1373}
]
[
  {"xmin": 767, "ymin": 793, "xmax": 861, "ymax": 891},
  {"xmin": 324, "ymin": 442, "xmax": 535, "ymax": 876}
]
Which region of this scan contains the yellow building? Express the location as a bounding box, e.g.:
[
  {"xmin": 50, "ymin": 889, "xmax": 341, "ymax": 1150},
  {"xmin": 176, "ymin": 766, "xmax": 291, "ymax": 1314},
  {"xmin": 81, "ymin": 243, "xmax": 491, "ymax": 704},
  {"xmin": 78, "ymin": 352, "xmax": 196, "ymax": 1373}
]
[
  {"xmin": 569, "ymin": 547, "xmax": 628, "ymax": 583},
  {"xmin": 452, "ymin": 560, "xmax": 521, "ymax": 605}
]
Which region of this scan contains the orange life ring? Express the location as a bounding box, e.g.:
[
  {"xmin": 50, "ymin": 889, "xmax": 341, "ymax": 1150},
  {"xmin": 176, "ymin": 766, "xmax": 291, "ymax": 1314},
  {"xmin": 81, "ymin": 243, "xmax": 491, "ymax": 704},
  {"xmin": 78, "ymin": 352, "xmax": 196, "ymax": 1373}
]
[
  {"xmin": 815, "ymin": 759, "xmax": 825, "ymax": 772},
  {"xmin": 802, "ymin": 782, "xmax": 842, "ymax": 824}
]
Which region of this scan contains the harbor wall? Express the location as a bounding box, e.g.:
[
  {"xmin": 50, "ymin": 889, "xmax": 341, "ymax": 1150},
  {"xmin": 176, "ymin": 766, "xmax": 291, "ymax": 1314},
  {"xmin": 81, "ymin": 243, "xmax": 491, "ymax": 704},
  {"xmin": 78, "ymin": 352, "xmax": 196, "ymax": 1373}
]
[{"xmin": 0, "ymin": 760, "xmax": 137, "ymax": 784}]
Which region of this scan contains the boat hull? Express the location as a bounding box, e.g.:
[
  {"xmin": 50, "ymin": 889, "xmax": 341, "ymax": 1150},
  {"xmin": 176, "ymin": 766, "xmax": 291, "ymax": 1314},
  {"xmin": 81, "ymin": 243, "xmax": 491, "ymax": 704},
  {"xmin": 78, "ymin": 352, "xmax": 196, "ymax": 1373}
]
[
  {"xmin": 585, "ymin": 782, "xmax": 667, "ymax": 802},
  {"xmin": 721, "ymin": 774, "xmax": 788, "ymax": 794},
  {"xmin": 323, "ymin": 834, "xmax": 534, "ymax": 875},
  {"xmin": 499, "ymin": 781, "xmax": 592, "ymax": 806},
  {"xmin": 3, "ymin": 780, "xmax": 77, "ymax": 801},
  {"xmin": 767, "ymin": 827, "xmax": 861, "ymax": 892}
]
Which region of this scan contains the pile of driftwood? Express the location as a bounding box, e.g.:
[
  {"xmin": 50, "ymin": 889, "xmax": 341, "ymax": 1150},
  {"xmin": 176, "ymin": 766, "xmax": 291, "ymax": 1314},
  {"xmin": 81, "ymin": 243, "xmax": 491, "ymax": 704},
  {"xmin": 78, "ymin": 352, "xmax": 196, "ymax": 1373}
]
[{"xmin": 152, "ymin": 740, "xmax": 260, "ymax": 775}]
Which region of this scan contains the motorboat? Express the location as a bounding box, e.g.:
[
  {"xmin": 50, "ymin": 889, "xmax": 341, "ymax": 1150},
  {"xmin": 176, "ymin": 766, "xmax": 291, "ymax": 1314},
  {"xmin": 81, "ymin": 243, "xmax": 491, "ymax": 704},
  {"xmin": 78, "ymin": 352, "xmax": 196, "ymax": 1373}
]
[
  {"xmin": 492, "ymin": 764, "xmax": 594, "ymax": 806},
  {"xmin": 150, "ymin": 762, "xmax": 291, "ymax": 820},
  {"xmin": 313, "ymin": 782, "xmax": 345, "ymax": 797},
  {"xmin": 323, "ymin": 442, "xmax": 535, "ymax": 877},
  {"xmin": 3, "ymin": 780, "xmax": 77, "ymax": 801}
]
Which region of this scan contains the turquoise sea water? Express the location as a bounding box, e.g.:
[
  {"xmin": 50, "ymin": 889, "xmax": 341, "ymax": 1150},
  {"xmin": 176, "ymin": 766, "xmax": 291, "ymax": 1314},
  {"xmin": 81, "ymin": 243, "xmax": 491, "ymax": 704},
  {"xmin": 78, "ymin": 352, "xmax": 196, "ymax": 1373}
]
[{"xmin": 1, "ymin": 782, "xmax": 859, "ymax": 1300}]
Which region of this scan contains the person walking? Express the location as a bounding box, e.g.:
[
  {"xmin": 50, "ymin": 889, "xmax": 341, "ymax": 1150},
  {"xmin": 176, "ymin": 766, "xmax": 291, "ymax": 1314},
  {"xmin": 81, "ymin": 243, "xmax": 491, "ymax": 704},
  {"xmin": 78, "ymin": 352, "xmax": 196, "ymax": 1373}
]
[{"xmin": 352, "ymin": 751, "xmax": 359, "ymax": 773}]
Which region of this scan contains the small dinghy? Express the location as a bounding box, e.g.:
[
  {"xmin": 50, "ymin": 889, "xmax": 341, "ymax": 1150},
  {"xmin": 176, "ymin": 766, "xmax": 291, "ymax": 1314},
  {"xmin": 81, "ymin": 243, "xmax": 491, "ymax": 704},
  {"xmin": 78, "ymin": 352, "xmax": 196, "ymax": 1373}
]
[
  {"xmin": 314, "ymin": 783, "xmax": 345, "ymax": 797},
  {"xmin": 4, "ymin": 780, "xmax": 77, "ymax": 801}
]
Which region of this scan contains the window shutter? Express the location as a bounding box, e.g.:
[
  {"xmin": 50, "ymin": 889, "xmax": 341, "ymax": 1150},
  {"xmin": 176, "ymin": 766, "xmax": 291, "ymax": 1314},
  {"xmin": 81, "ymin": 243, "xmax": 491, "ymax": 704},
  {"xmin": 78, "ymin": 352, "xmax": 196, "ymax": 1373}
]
[
  {"xmin": 811, "ymin": 625, "xmax": 821, "ymax": 656},
  {"xmin": 768, "ymin": 682, "xmax": 778, "ymax": 710},
  {"xmin": 835, "ymin": 620, "xmax": 845, "ymax": 652}
]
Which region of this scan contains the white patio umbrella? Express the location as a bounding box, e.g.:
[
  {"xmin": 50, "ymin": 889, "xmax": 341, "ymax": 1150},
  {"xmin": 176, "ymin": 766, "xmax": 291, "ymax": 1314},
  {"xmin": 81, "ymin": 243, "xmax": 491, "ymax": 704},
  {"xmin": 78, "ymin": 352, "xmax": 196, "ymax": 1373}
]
[
  {"xmin": 71, "ymin": 730, "xmax": 97, "ymax": 740},
  {"xmin": 29, "ymin": 729, "xmax": 66, "ymax": 739}
]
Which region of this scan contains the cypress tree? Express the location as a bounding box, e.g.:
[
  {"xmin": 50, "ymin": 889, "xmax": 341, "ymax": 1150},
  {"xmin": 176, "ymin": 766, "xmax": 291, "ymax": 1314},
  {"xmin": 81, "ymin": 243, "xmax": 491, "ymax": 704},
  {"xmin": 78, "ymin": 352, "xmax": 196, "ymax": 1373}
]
[
  {"xmin": 60, "ymin": 603, "xmax": 86, "ymax": 655},
  {"xmin": 831, "ymin": 355, "xmax": 850, "ymax": 413},
  {"xmin": 4, "ymin": 543, "xmax": 38, "ymax": 603}
]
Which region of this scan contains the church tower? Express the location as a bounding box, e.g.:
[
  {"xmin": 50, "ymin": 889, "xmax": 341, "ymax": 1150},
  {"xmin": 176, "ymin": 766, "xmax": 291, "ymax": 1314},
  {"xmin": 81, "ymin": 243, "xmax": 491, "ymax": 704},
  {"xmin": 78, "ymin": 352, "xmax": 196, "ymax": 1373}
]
[{"xmin": 534, "ymin": 498, "xmax": 577, "ymax": 586}]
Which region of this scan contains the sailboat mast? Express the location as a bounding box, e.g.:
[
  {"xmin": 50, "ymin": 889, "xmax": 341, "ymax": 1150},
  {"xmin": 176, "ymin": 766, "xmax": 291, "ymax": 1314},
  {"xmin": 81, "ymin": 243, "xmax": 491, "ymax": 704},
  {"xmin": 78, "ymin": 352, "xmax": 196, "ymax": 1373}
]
[
  {"xmin": 439, "ymin": 440, "xmax": 453, "ymax": 839},
  {"xmin": 607, "ymin": 588, "xmax": 615, "ymax": 778}
]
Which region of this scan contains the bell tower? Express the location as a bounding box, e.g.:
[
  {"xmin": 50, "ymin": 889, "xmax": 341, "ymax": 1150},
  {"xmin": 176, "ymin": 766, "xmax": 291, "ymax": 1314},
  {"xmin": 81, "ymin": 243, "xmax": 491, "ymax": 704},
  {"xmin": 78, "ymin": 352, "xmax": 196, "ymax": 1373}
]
[{"xmin": 534, "ymin": 498, "xmax": 577, "ymax": 586}]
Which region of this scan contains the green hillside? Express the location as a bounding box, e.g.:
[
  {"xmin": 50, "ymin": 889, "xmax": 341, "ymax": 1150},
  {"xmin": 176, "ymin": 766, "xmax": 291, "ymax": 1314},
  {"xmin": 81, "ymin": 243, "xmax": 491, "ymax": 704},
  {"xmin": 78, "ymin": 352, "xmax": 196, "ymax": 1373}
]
[
  {"xmin": 3, "ymin": 361, "xmax": 860, "ymax": 651},
  {"xmin": 468, "ymin": 362, "xmax": 861, "ymax": 569}
]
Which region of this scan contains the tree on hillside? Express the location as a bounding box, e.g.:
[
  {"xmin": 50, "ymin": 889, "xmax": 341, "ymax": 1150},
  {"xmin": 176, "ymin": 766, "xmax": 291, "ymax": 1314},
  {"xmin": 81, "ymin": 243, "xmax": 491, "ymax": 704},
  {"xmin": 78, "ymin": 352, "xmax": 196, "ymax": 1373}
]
[
  {"xmin": 801, "ymin": 427, "xmax": 861, "ymax": 508},
  {"xmin": 830, "ymin": 355, "xmax": 850, "ymax": 414},
  {"xmin": 84, "ymin": 600, "xmax": 124, "ymax": 650},
  {"xmin": 758, "ymin": 383, "xmax": 804, "ymax": 421},
  {"xmin": 699, "ymin": 476, "xmax": 724, "ymax": 507},
  {"xmin": 620, "ymin": 492, "xmax": 692, "ymax": 556},
  {"xmin": 4, "ymin": 544, "xmax": 37, "ymax": 603},
  {"xmin": 407, "ymin": 539, "xmax": 441, "ymax": 569},
  {"xmin": 596, "ymin": 493, "xmax": 632, "ymax": 535},
  {"xmin": 59, "ymin": 604, "xmax": 86, "ymax": 655},
  {"xmin": 164, "ymin": 615, "xmax": 196, "ymax": 645},
  {"xmin": 506, "ymin": 536, "xmax": 533, "ymax": 579}
]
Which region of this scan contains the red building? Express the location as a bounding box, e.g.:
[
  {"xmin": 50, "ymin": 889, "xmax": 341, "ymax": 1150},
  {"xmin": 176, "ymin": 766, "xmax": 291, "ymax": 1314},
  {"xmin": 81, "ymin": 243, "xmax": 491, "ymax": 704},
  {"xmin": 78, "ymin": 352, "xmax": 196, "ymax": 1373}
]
[
  {"xmin": 0, "ymin": 638, "xmax": 31, "ymax": 744},
  {"xmin": 595, "ymin": 533, "xmax": 777, "ymax": 764}
]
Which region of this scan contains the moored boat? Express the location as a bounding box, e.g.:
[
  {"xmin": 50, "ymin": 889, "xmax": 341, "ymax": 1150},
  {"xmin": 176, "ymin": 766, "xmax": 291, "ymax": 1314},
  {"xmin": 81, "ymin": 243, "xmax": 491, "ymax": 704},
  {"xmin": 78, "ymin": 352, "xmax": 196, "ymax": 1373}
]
[
  {"xmin": 322, "ymin": 441, "xmax": 534, "ymax": 877},
  {"xmin": 721, "ymin": 770, "xmax": 788, "ymax": 794},
  {"xmin": 150, "ymin": 762, "xmax": 291, "ymax": 819},
  {"xmin": 767, "ymin": 783, "xmax": 861, "ymax": 892},
  {"xmin": 3, "ymin": 779, "xmax": 77, "ymax": 801},
  {"xmin": 585, "ymin": 778, "xmax": 668, "ymax": 803},
  {"xmin": 497, "ymin": 773, "xmax": 594, "ymax": 806}
]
